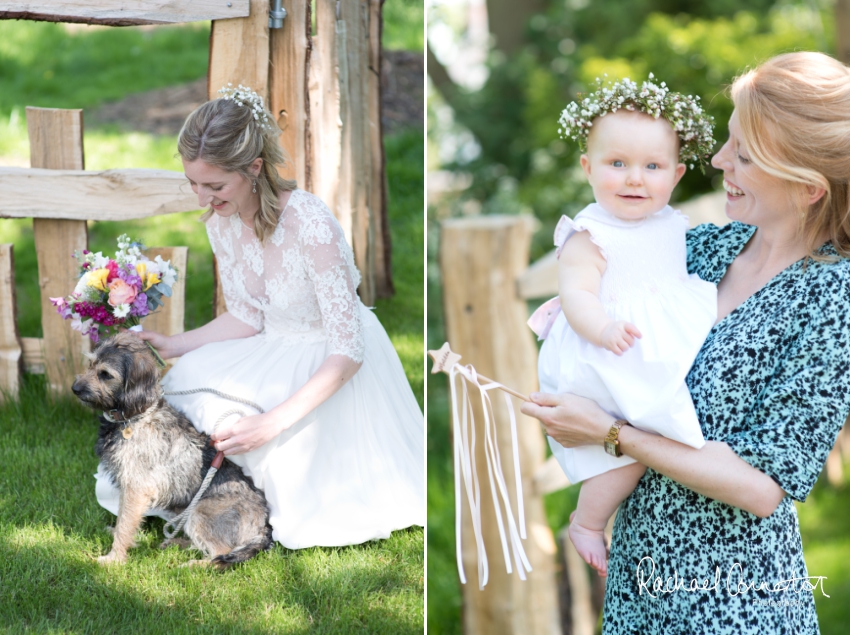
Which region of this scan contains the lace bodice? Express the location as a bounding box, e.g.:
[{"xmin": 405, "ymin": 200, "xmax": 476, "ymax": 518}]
[{"xmin": 206, "ymin": 189, "xmax": 365, "ymax": 363}]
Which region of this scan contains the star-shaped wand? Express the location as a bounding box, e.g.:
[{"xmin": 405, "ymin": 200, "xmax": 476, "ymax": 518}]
[{"xmin": 428, "ymin": 342, "xmax": 529, "ymax": 402}]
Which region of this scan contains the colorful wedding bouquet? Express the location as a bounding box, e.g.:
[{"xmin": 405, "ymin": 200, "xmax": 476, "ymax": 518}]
[{"xmin": 50, "ymin": 234, "xmax": 178, "ymax": 365}]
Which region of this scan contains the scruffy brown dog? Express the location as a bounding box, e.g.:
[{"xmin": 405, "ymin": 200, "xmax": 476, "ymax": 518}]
[{"xmin": 72, "ymin": 331, "xmax": 272, "ymax": 568}]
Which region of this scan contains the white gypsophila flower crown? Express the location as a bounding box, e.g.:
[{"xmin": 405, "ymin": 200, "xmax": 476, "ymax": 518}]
[
  {"xmin": 558, "ymin": 73, "xmax": 715, "ymax": 172},
  {"xmin": 217, "ymin": 83, "xmax": 272, "ymax": 130}
]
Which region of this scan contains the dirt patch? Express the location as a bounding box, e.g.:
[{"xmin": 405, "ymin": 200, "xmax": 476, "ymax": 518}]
[{"xmin": 90, "ymin": 50, "xmax": 423, "ymax": 137}]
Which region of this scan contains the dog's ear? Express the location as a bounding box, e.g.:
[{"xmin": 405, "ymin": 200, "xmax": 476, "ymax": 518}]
[{"xmin": 120, "ymin": 350, "xmax": 160, "ymax": 417}]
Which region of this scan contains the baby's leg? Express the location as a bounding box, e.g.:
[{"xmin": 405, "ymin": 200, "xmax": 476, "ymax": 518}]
[{"xmin": 569, "ymin": 462, "xmax": 647, "ymax": 576}]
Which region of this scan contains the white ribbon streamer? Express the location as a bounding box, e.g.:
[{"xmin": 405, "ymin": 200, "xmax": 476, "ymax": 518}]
[{"xmin": 449, "ymin": 362, "xmax": 532, "ymax": 589}]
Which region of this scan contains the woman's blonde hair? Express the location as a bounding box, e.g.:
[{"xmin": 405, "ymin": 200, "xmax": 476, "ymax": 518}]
[
  {"xmin": 177, "ymin": 97, "xmax": 297, "ymax": 245},
  {"xmin": 731, "ymin": 51, "xmax": 850, "ymax": 258}
]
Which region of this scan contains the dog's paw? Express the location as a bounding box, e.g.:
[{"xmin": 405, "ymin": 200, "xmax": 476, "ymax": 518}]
[{"xmin": 97, "ymin": 551, "xmax": 126, "ymax": 565}]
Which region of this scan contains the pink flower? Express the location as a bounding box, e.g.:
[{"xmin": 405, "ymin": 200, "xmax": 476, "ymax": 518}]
[
  {"xmin": 107, "ymin": 278, "xmax": 137, "ymax": 307},
  {"xmin": 105, "ymin": 260, "xmax": 120, "ymax": 283}
]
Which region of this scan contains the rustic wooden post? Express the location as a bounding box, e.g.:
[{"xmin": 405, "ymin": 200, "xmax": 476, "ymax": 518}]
[
  {"xmin": 200, "ymin": 0, "xmax": 387, "ymax": 314},
  {"xmin": 209, "ymin": 0, "xmax": 271, "ymax": 319},
  {"xmin": 557, "ymin": 528, "xmax": 596, "ymax": 635},
  {"xmin": 208, "ymin": 0, "xmax": 271, "ymax": 101},
  {"xmin": 27, "ymin": 107, "xmax": 89, "ymax": 395},
  {"xmin": 0, "ymin": 244, "xmax": 23, "ymax": 400},
  {"xmin": 270, "ymin": 0, "xmax": 311, "ymax": 189},
  {"xmin": 338, "ymin": 0, "xmax": 375, "ymax": 305},
  {"xmin": 440, "ymin": 215, "xmax": 561, "ymax": 635},
  {"xmin": 369, "ymin": 0, "xmax": 392, "ymax": 298},
  {"xmin": 310, "ymin": 0, "xmax": 343, "ymax": 233}
]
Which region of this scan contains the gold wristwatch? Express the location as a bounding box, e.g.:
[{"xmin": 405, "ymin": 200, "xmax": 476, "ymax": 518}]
[{"xmin": 604, "ymin": 419, "xmax": 629, "ymax": 457}]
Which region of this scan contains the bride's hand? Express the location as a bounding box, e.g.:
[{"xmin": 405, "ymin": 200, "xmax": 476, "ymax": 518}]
[
  {"xmin": 211, "ymin": 412, "xmax": 285, "ymax": 456},
  {"xmin": 130, "ymin": 329, "xmax": 181, "ymax": 359},
  {"xmin": 520, "ymin": 392, "xmax": 613, "ymax": 448}
]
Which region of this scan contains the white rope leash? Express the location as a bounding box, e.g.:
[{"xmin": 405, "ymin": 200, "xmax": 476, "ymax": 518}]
[{"xmin": 162, "ymin": 389, "xmax": 264, "ymax": 540}]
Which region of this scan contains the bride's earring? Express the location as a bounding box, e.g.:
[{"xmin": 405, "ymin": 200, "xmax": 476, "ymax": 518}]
[{"xmin": 252, "ymin": 180, "xmax": 257, "ymax": 194}]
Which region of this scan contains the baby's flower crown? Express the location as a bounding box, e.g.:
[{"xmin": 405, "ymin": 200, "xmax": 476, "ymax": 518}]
[
  {"xmin": 217, "ymin": 83, "xmax": 272, "ymax": 130},
  {"xmin": 558, "ymin": 73, "xmax": 715, "ymax": 171}
]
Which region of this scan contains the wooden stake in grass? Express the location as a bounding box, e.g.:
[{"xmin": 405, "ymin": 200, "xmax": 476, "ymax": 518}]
[{"xmin": 428, "ymin": 341, "xmax": 532, "ymax": 590}]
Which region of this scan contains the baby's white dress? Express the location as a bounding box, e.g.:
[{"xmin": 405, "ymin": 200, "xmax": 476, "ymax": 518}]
[
  {"xmin": 95, "ymin": 189, "xmax": 424, "ymax": 548},
  {"xmin": 532, "ymin": 203, "xmax": 716, "ymax": 484}
]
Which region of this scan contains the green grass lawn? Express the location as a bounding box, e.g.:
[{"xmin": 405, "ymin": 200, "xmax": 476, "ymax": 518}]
[{"xmin": 0, "ymin": 16, "xmax": 424, "ymax": 634}]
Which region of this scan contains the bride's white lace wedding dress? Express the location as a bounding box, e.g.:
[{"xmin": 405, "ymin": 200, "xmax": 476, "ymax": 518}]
[{"xmin": 94, "ymin": 189, "xmax": 424, "ymax": 548}]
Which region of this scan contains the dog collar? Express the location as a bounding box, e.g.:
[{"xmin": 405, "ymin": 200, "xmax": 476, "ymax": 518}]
[{"xmin": 102, "ymin": 398, "xmax": 160, "ymax": 438}]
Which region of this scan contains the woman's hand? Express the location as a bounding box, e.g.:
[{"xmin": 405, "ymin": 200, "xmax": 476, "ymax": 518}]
[
  {"xmin": 131, "ymin": 329, "xmax": 184, "ymax": 360},
  {"xmin": 520, "ymin": 391, "xmax": 614, "ymax": 448},
  {"xmin": 210, "ymin": 411, "xmax": 287, "ymax": 456},
  {"xmin": 523, "ymin": 392, "xmax": 786, "ymax": 517}
]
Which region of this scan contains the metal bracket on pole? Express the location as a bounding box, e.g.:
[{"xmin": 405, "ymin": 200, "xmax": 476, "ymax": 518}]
[{"xmin": 269, "ymin": 0, "xmax": 286, "ymax": 28}]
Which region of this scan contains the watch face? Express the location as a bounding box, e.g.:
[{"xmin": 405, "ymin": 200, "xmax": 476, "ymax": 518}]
[{"xmin": 604, "ymin": 441, "xmax": 614, "ymax": 455}]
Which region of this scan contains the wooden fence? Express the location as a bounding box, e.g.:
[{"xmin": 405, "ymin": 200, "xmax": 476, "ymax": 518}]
[{"xmin": 0, "ymin": 0, "xmax": 390, "ymax": 399}]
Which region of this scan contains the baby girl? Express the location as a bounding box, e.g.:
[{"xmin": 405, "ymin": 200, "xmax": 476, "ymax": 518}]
[{"xmin": 529, "ymin": 76, "xmax": 717, "ymax": 576}]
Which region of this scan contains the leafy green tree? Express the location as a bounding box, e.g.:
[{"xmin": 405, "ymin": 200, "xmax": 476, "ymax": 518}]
[{"xmin": 429, "ymin": 1, "xmax": 832, "ymax": 258}]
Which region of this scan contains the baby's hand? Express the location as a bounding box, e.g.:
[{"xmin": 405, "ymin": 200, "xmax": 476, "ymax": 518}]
[{"xmin": 599, "ymin": 321, "xmax": 642, "ymax": 355}]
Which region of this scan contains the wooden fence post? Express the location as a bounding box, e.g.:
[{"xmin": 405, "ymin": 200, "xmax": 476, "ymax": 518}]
[
  {"xmin": 440, "ymin": 215, "xmax": 561, "ymax": 635},
  {"xmin": 369, "ymin": 0, "xmax": 392, "ymax": 299},
  {"xmin": 0, "ymin": 244, "xmax": 23, "ymax": 400},
  {"xmin": 270, "ymin": 0, "xmax": 310, "ymax": 189},
  {"xmin": 208, "ymin": 0, "xmax": 271, "ymax": 319},
  {"xmin": 27, "ymin": 107, "xmax": 89, "ymax": 395},
  {"xmin": 310, "ymin": 0, "xmax": 343, "ymax": 241},
  {"xmin": 338, "ymin": 0, "xmax": 375, "ymax": 305}
]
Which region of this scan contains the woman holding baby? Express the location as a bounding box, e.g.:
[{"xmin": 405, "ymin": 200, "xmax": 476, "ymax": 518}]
[{"xmin": 523, "ymin": 51, "xmax": 850, "ymax": 633}]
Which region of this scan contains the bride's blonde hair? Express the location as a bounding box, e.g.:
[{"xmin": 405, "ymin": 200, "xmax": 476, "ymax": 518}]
[
  {"xmin": 731, "ymin": 51, "xmax": 850, "ymax": 258},
  {"xmin": 178, "ymin": 97, "xmax": 297, "ymax": 246}
]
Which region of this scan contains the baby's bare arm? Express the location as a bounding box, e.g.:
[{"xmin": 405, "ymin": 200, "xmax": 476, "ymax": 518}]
[{"xmin": 559, "ymin": 231, "xmax": 641, "ymax": 354}]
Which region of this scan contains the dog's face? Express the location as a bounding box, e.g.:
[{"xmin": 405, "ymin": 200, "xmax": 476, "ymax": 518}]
[{"xmin": 72, "ymin": 331, "xmax": 160, "ymax": 416}]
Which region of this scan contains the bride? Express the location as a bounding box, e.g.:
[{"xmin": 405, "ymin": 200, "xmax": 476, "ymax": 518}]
[{"xmin": 94, "ymin": 86, "xmax": 424, "ymax": 549}]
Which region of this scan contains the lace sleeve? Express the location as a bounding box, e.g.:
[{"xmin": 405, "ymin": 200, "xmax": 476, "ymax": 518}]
[
  {"xmin": 206, "ymin": 218, "xmax": 264, "ymax": 332},
  {"xmin": 298, "ymin": 200, "xmax": 365, "ymax": 363}
]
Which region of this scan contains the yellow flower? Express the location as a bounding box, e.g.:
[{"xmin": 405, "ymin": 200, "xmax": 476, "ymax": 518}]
[
  {"xmin": 87, "ymin": 268, "xmax": 109, "ymax": 292},
  {"xmin": 145, "ymin": 272, "xmax": 161, "ymax": 290},
  {"xmin": 136, "ymin": 262, "xmax": 161, "ymax": 290}
]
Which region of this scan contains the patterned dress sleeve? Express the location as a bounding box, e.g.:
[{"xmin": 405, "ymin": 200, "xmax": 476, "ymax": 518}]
[
  {"xmin": 298, "ymin": 201, "xmax": 365, "ymax": 363},
  {"xmin": 724, "ymin": 265, "xmax": 850, "ymax": 502},
  {"xmin": 686, "ymin": 222, "xmax": 756, "ymax": 283},
  {"xmin": 205, "ymin": 218, "xmax": 264, "ymax": 331}
]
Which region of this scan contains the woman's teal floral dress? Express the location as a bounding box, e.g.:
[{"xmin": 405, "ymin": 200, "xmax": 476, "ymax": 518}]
[{"xmin": 603, "ymin": 222, "xmax": 850, "ymax": 634}]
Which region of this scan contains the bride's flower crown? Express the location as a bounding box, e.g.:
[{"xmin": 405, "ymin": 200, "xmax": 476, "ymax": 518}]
[
  {"xmin": 558, "ymin": 73, "xmax": 715, "ymax": 171},
  {"xmin": 217, "ymin": 83, "xmax": 272, "ymax": 130}
]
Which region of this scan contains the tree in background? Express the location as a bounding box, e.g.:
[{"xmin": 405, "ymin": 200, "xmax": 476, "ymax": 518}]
[{"xmin": 428, "ymin": 0, "xmax": 834, "ymax": 258}]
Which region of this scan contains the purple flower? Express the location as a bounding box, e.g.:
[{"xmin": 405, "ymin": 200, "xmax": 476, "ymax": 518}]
[
  {"xmin": 130, "ymin": 293, "xmax": 149, "ymax": 317},
  {"xmin": 117, "ymin": 264, "xmax": 142, "ymax": 290}
]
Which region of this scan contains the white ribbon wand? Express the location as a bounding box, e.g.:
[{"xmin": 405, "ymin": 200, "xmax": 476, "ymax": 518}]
[{"xmin": 428, "ymin": 342, "xmax": 533, "ymax": 590}]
